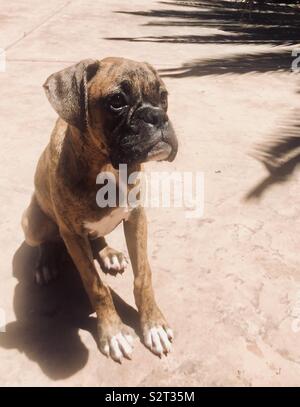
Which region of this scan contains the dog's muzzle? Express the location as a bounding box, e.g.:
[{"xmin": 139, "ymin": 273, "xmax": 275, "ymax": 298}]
[
  {"xmin": 129, "ymin": 104, "xmax": 178, "ymax": 162},
  {"xmin": 109, "ymin": 104, "xmax": 178, "ymax": 168}
]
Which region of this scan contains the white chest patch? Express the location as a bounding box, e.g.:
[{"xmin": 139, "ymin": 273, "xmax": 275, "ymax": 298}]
[{"xmin": 84, "ymin": 207, "xmax": 131, "ymax": 237}]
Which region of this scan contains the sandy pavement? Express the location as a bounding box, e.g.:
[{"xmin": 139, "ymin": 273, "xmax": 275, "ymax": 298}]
[{"xmin": 0, "ymin": 0, "xmax": 300, "ymax": 386}]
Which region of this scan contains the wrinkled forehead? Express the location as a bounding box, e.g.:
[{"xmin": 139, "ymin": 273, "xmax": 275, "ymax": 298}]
[{"xmin": 91, "ymin": 57, "xmax": 165, "ymax": 100}]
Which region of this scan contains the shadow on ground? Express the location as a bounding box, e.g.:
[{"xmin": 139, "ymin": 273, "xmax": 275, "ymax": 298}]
[
  {"xmin": 106, "ymin": 0, "xmax": 300, "ymax": 77},
  {"xmin": 159, "ymin": 50, "xmax": 294, "ymax": 78},
  {"xmin": 0, "ymin": 242, "xmax": 139, "ymax": 380},
  {"xmin": 245, "ymin": 117, "xmax": 300, "ymax": 200}
]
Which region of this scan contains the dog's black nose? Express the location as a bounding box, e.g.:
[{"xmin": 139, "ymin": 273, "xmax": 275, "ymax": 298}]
[{"xmin": 136, "ymin": 105, "xmax": 167, "ymax": 127}]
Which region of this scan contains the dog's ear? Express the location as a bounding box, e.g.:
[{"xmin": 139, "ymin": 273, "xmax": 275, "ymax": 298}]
[{"xmin": 43, "ymin": 59, "xmax": 99, "ymax": 130}]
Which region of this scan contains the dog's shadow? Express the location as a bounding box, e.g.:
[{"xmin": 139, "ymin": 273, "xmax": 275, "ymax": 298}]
[{"xmin": 0, "ymin": 242, "xmax": 139, "ymax": 380}]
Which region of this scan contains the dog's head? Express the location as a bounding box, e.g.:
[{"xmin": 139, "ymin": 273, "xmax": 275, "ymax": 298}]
[{"xmin": 44, "ymin": 57, "xmax": 178, "ymax": 168}]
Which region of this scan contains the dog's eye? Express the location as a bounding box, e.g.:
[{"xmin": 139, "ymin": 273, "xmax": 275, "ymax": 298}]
[{"xmin": 109, "ymin": 93, "xmax": 127, "ymax": 111}]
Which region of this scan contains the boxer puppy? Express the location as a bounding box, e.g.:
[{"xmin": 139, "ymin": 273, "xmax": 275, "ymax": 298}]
[{"xmin": 22, "ymin": 57, "xmax": 178, "ymax": 362}]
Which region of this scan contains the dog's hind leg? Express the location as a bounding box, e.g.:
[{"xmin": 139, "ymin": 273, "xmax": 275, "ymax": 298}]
[
  {"xmin": 35, "ymin": 241, "xmax": 65, "ymax": 285},
  {"xmin": 90, "ymin": 237, "xmax": 128, "ymax": 276},
  {"xmin": 22, "ymin": 194, "xmax": 63, "ymax": 284}
]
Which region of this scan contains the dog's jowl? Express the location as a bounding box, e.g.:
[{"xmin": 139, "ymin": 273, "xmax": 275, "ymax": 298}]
[{"xmin": 21, "ymin": 57, "xmax": 178, "ymax": 362}]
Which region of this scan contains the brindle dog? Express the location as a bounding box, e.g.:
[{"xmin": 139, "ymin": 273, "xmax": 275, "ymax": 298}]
[{"xmin": 22, "ymin": 57, "xmax": 178, "ymax": 362}]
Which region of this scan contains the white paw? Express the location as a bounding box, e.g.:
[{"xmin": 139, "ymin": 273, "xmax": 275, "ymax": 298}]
[
  {"xmin": 101, "ymin": 332, "xmax": 134, "ymax": 362},
  {"xmin": 144, "ymin": 326, "xmax": 174, "ymax": 356},
  {"xmin": 100, "ymin": 249, "xmax": 128, "ymax": 275},
  {"xmin": 103, "ymin": 255, "xmax": 128, "ymax": 273}
]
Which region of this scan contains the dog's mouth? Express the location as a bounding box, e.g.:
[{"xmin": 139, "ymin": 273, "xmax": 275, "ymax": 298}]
[
  {"xmin": 146, "ymin": 140, "xmax": 173, "ymax": 162},
  {"xmin": 110, "ymin": 124, "xmax": 178, "ymax": 168},
  {"xmin": 145, "ymin": 125, "xmax": 178, "ymax": 163}
]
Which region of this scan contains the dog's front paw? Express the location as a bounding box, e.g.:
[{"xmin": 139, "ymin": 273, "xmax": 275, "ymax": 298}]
[
  {"xmin": 98, "ymin": 246, "xmax": 128, "ymax": 276},
  {"xmin": 142, "ymin": 314, "xmax": 174, "ymax": 356},
  {"xmin": 98, "ymin": 320, "xmax": 134, "ymax": 363},
  {"xmin": 144, "ymin": 325, "xmax": 174, "ymax": 356}
]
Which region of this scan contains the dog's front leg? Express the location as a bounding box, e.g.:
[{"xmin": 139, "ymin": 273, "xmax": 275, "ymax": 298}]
[
  {"xmin": 60, "ymin": 230, "xmax": 133, "ymax": 362},
  {"xmin": 124, "ymin": 207, "xmax": 173, "ymax": 356}
]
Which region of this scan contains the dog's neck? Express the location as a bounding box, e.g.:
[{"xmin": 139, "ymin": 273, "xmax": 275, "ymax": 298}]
[
  {"xmin": 57, "ymin": 124, "xmax": 112, "ymax": 190},
  {"xmin": 58, "ymin": 123, "xmax": 141, "ymax": 193},
  {"xmin": 71, "ymin": 124, "xmax": 111, "ymax": 166}
]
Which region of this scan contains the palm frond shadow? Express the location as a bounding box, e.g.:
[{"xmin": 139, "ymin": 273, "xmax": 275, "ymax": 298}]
[
  {"xmin": 106, "ymin": 0, "xmax": 300, "ymax": 78},
  {"xmin": 245, "ymin": 119, "xmax": 300, "ymax": 200}
]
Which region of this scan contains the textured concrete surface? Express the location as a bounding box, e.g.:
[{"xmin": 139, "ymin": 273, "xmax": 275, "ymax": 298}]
[{"xmin": 0, "ymin": 0, "xmax": 300, "ymax": 386}]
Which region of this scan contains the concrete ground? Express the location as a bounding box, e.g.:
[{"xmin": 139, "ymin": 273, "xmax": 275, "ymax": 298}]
[{"xmin": 0, "ymin": 0, "xmax": 300, "ymax": 386}]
